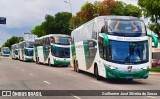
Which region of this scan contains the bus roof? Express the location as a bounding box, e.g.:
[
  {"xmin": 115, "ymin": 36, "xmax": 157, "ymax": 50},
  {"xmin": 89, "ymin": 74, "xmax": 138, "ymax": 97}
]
[
  {"xmin": 19, "ymin": 41, "xmax": 34, "ymax": 44},
  {"xmin": 96, "ymin": 15, "xmax": 140, "ymax": 20},
  {"xmin": 72, "ymin": 15, "xmax": 141, "ymax": 32},
  {"xmin": 36, "ymin": 34, "xmax": 71, "ymax": 40}
]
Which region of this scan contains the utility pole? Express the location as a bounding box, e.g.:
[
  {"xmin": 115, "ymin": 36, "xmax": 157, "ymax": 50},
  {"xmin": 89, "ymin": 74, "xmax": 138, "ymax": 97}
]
[{"xmin": 64, "ymin": 0, "xmax": 72, "ymax": 16}]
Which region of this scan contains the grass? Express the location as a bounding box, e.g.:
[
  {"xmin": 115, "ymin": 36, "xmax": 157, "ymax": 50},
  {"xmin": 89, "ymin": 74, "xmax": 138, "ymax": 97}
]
[{"xmin": 149, "ymin": 67, "xmax": 160, "ymax": 72}]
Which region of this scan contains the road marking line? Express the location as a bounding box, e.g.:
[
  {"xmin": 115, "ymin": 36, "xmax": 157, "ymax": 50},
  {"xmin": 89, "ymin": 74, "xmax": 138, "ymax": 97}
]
[
  {"xmin": 43, "ymin": 81, "xmax": 51, "ymax": 84},
  {"xmin": 30, "ymin": 74, "xmax": 33, "ymax": 76},
  {"xmin": 22, "ymin": 70, "xmax": 25, "ymax": 71},
  {"xmin": 147, "ymin": 96, "xmax": 156, "ymax": 99},
  {"xmin": 91, "ymin": 80, "xmax": 103, "ymax": 84},
  {"xmin": 70, "ymin": 94, "xmax": 81, "ymax": 99},
  {"xmin": 16, "ymin": 67, "xmax": 18, "ymax": 68}
]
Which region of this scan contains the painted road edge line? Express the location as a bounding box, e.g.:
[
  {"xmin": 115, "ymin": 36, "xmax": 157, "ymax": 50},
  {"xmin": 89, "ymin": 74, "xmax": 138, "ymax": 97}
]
[
  {"xmin": 70, "ymin": 94, "xmax": 81, "ymax": 99},
  {"xmin": 43, "ymin": 81, "xmax": 51, "ymax": 84}
]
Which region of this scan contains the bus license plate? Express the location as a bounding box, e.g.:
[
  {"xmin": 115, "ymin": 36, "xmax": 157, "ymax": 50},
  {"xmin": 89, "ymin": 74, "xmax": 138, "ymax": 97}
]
[{"xmin": 126, "ymin": 76, "xmax": 133, "ymax": 79}]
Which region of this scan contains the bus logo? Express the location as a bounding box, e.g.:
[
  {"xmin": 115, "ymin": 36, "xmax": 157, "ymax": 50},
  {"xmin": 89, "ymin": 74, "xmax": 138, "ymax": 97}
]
[{"xmin": 127, "ymin": 66, "xmax": 132, "ymax": 69}]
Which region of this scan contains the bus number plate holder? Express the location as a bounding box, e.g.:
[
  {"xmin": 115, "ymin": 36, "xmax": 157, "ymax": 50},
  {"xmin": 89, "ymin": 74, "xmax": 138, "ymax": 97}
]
[{"xmin": 126, "ymin": 76, "xmax": 133, "ymax": 79}]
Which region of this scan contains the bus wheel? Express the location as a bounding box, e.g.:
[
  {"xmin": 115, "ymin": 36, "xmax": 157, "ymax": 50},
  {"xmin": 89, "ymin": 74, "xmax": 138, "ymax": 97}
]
[
  {"xmin": 76, "ymin": 61, "xmax": 81, "ymax": 73},
  {"xmin": 74, "ymin": 61, "xmax": 76, "ymax": 72},
  {"xmin": 37, "ymin": 57, "xmax": 39, "ymax": 64},
  {"xmin": 127, "ymin": 79, "xmax": 133, "ymax": 81},
  {"xmin": 48, "ymin": 59, "xmax": 51, "ymax": 66},
  {"xmin": 36, "ymin": 57, "xmax": 38, "ymax": 64},
  {"xmin": 94, "ymin": 66, "xmax": 101, "ymax": 80}
]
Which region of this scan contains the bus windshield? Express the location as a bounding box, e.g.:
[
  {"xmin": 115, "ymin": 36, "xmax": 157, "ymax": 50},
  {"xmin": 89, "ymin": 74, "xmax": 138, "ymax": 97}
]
[
  {"xmin": 25, "ymin": 42, "xmax": 34, "ymax": 48},
  {"xmin": 54, "ymin": 37, "xmax": 70, "ymax": 45},
  {"xmin": 103, "ymin": 41, "xmax": 148, "ymax": 64},
  {"xmin": 4, "ymin": 47, "xmax": 10, "ymax": 51},
  {"xmin": 15, "ymin": 49, "xmax": 18, "ymax": 55},
  {"xmin": 107, "ymin": 20, "xmax": 146, "ymax": 36},
  {"xmin": 51, "ymin": 47, "xmax": 70, "ymax": 58},
  {"xmin": 25, "ymin": 49, "xmax": 33, "ymax": 56}
]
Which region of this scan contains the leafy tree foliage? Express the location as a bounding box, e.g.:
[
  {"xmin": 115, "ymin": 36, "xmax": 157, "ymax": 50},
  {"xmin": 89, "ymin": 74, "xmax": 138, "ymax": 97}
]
[
  {"xmin": 124, "ymin": 4, "xmax": 142, "ymax": 18},
  {"xmin": 70, "ymin": 0, "xmax": 142, "ymax": 29},
  {"xmin": 32, "ymin": 25, "xmax": 45, "ymax": 37},
  {"xmin": 32, "ymin": 12, "xmax": 72, "ymax": 37},
  {"xmin": 138, "ymin": 0, "xmax": 160, "ymax": 37},
  {"xmin": 2, "ymin": 36, "xmax": 22, "ymax": 49}
]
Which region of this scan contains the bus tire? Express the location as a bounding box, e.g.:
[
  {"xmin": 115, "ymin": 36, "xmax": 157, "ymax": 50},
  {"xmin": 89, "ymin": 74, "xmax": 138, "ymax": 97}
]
[
  {"xmin": 48, "ymin": 58, "xmax": 51, "ymax": 66},
  {"xmin": 37, "ymin": 57, "xmax": 39, "ymax": 64},
  {"xmin": 36, "ymin": 57, "xmax": 38, "ymax": 64},
  {"xmin": 73, "ymin": 60, "xmax": 76, "ymax": 72},
  {"xmin": 94, "ymin": 65, "xmax": 101, "ymax": 80},
  {"xmin": 127, "ymin": 79, "xmax": 133, "ymax": 81},
  {"xmin": 76, "ymin": 61, "xmax": 81, "ymax": 73}
]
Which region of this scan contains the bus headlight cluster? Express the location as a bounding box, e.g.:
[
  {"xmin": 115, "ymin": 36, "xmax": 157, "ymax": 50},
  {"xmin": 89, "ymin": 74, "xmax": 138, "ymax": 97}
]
[
  {"xmin": 141, "ymin": 66, "xmax": 148, "ymax": 70},
  {"xmin": 105, "ymin": 65, "xmax": 117, "ymax": 70},
  {"xmin": 109, "ymin": 66, "xmax": 118, "ymax": 70}
]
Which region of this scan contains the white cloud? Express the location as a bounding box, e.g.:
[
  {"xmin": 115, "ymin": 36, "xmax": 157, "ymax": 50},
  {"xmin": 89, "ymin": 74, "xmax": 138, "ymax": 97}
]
[
  {"xmin": 0, "ymin": 0, "xmax": 137, "ymax": 29},
  {"xmin": 118, "ymin": 0, "xmax": 138, "ymax": 5},
  {"xmin": 0, "ymin": 0, "xmax": 139, "ymax": 46}
]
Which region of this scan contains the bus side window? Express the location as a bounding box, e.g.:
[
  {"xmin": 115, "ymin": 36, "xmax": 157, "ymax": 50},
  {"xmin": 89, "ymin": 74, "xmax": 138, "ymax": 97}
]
[
  {"xmin": 50, "ymin": 36, "xmax": 55, "ymax": 43},
  {"xmin": 98, "ymin": 37, "xmax": 104, "ymax": 59}
]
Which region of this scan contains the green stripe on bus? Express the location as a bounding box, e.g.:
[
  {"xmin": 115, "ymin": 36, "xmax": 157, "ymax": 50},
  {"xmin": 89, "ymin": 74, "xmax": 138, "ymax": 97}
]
[
  {"xmin": 54, "ymin": 60, "xmax": 70, "ymax": 65},
  {"xmin": 71, "ymin": 44, "xmax": 76, "ymax": 57},
  {"xmin": 102, "ymin": 33, "xmax": 109, "ymax": 46},
  {"xmin": 24, "ymin": 58, "xmax": 33, "ymax": 62},
  {"xmin": 83, "ymin": 41, "xmax": 90, "ymax": 69},
  {"xmin": 105, "ymin": 67, "xmax": 149, "ymax": 79},
  {"xmin": 148, "ymin": 34, "xmax": 158, "ymax": 48}
]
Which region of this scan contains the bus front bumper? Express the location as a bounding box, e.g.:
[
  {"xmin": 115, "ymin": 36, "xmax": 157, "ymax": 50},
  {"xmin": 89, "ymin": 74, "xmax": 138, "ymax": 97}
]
[
  {"xmin": 105, "ymin": 67, "xmax": 149, "ymax": 79},
  {"xmin": 25, "ymin": 57, "xmax": 33, "ymax": 62},
  {"xmin": 54, "ymin": 60, "xmax": 70, "ymax": 66},
  {"xmin": 3, "ymin": 54, "xmax": 10, "ymax": 57}
]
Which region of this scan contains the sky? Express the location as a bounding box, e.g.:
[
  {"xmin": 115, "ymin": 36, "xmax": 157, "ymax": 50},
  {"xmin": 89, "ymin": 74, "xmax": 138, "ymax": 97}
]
[{"xmin": 0, "ymin": 0, "xmax": 138, "ymax": 46}]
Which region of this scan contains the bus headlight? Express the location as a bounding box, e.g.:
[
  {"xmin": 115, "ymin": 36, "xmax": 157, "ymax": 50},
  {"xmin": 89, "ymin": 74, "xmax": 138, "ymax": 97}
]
[
  {"xmin": 104, "ymin": 64, "xmax": 118, "ymax": 70},
  {"xmin": 141, "ymin": 66, "xmax": 148, "ymax": 70},
  {"xmin": 109, "ymin": 66, "xmax": 118, "ymax": 70}
]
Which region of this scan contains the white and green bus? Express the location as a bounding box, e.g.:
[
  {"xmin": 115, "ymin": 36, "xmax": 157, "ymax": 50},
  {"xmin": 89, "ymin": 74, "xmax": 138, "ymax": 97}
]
[
  {"xmin": 71, "ymin": 16, "xmax": 158, "ymax": 80},
  {"xmin": 19, "ymin": 41, "xmax": 34, "ymax": 62},
  {"xmin": 11, "ymin": 43, "xmax": 19, "ymax": 60},
  {"xmin": 1, "ymin": 47, "xmax": 11, "ymax": 57},
  {"xmin": 34, "ymin": 34, "xmax": 71, "ymax": 66}
]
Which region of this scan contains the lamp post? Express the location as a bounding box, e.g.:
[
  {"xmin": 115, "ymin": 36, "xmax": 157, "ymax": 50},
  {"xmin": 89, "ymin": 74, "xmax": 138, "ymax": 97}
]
[{"xmin": 64, "ymin": 0, "xmax": 72, "ymax": 16}]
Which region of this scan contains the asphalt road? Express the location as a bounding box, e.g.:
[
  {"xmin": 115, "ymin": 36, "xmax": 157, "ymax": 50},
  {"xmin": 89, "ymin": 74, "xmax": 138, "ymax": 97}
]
[{"xmin": 0, "ymin": 56, "xmax": 160, "ymax": 99}]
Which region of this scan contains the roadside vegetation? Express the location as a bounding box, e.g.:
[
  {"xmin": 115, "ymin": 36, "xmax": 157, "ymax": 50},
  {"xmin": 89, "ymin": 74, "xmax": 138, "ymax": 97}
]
[{"xmin": 149, "ymin": 67, "xmax": 160, "ymax": 72}]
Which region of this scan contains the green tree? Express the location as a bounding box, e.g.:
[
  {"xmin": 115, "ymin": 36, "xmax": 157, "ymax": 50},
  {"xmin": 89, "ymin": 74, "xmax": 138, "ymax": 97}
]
[
  {"xmin": 32, "ymin": 25, "xmax": 45, "ymax": 37},
  {"xmin": 55, "ymin": 12, "xmax": 72, "ymax": 35},
  {"xmin": 32, "ymin": 12, "xmax": 72, "ymax": 36},
  {"xmin": 42, "ymin": 14, "xmax": 55, "ymax": 35},
  {"xmin": 70, "ymin": 0, "xmax": 142, "ymax": 29},
  {"xmin": 112, "ymin": 1, "xmax": 126, "ymax": 15},
  {"xmin": 138, "ymin": 0, "xmax": 160, "ymax": 37},
  {"xmin": 124, "ymin": 4, "xmax": 142, "ymax": 18},
  {"xmin": 2, "ymin": 36, "xmax": 21, "ymax": 49}
]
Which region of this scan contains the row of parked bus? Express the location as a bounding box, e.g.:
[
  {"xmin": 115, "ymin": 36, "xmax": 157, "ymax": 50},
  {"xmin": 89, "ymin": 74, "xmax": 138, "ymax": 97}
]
[
  {"xmin": 0, "ymin": 47, "xmax": 11, "ymax": 56},
  {"xmin": 10, "ymin": 16, "xmax": 158, "ymax": 80},
  {"xmin": 11, "ymin": 34, "xmax": 71, "ymax": 66}
]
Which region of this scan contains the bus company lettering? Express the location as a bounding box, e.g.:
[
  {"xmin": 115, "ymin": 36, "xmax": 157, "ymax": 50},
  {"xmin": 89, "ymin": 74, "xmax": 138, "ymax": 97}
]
[{"xmin": 116, "ymin": 37, "xmax": 141, "ymax": 41}]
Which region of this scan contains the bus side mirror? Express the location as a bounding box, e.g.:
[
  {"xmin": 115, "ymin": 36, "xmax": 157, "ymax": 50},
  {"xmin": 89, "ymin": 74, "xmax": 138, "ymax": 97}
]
[
  {"xmin": 148, "ymin": 34, "xmax": 158, "ymax": 48},
  {"xmin": 52, "ymin": 45, "xmax": 56, "ymax": 50},
  {"xmin": 101, "ymin": 33, "xmax": 109, "ymax": 46}
]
